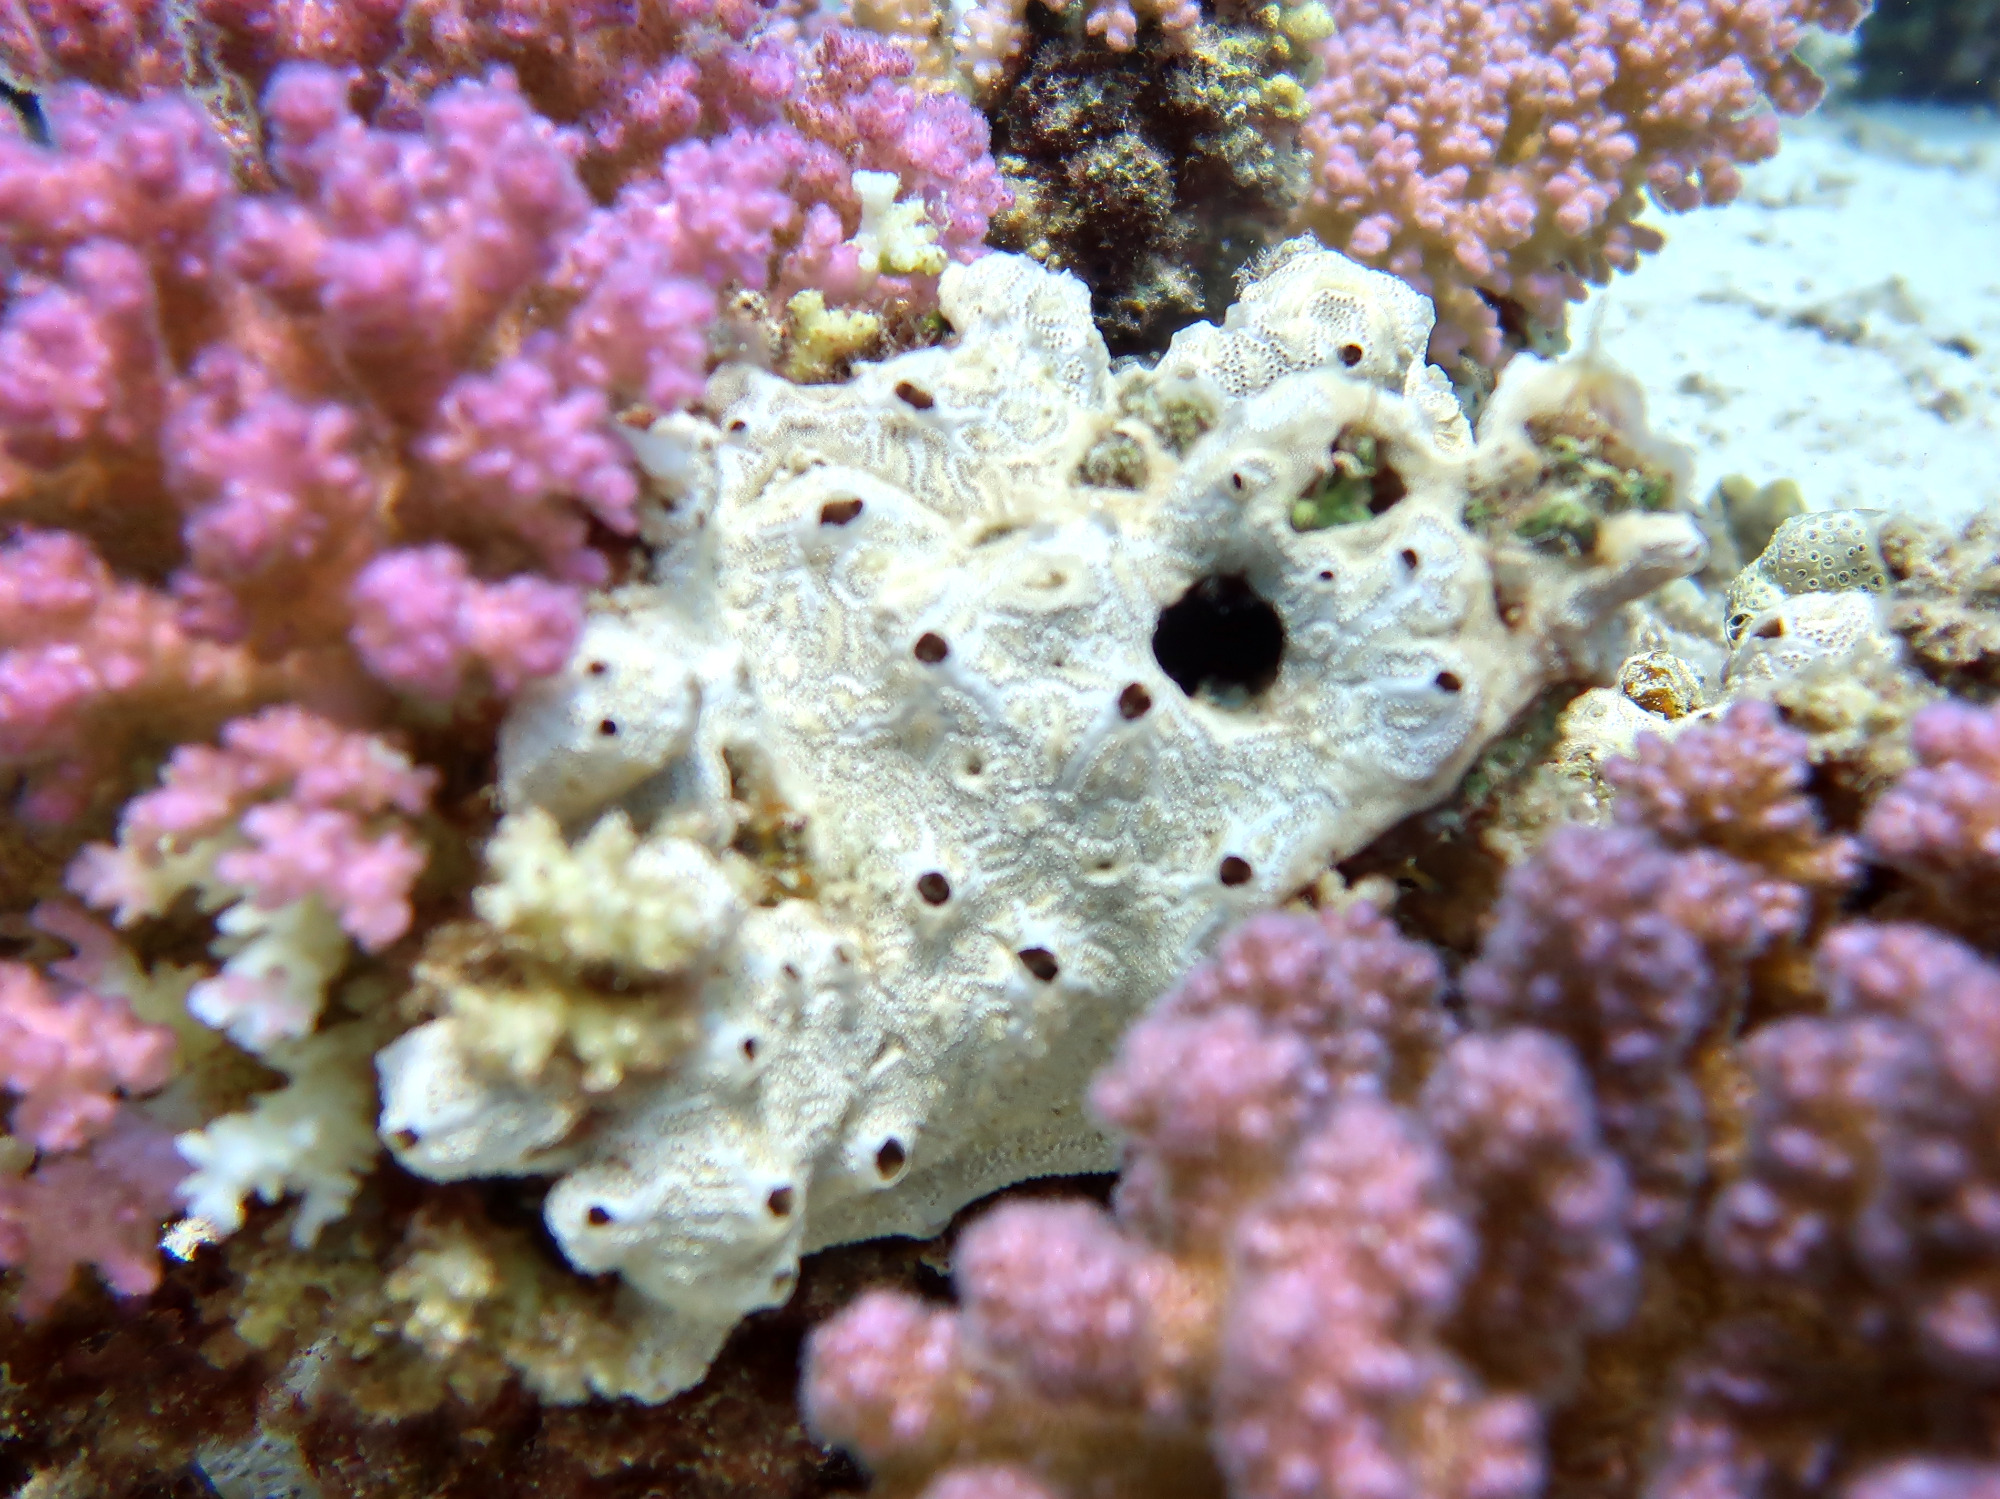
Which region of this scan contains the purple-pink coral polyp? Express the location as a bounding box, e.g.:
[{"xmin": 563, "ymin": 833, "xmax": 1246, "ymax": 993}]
[
  {"xmin": 1861, "ymin": 700, "xmax": 2000, "ymax": 937},
  {"xmin": 0, "ymin": 909, "xmax": 182, "ymax": 1319},
  {"xmin": 0, "ymin": 1105, "xmax": 187, "ymax": 1318}
]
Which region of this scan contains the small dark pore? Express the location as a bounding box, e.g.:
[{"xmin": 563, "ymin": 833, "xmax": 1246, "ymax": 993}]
[
  {"xmin": 914, "ymin": 632, "xmax": 950, "ymax": 664},
  {"xmin": 1754, "ymin": 617, "xmax": 1786, "ymax": 640},
  {"xmin": 1368, "ymin": 458, "xmax": 1408, "ymax": 514},
  {"xmin": 1339, "ymin": 343, "xmax": 1364, "ymax": 367},
  {"xmin": 587, "ymin": 1205, "xmax": 613, "ymax": 1226},
  {"xmin": 742, "ymin": 1036, "xmax": 759, "ymax": 1060},
  {"xmin": 1118, "ymin": 683, "xmax": 1153, "ymax": 719},
  {"xmin": 1435, "ymin": 671, "xmax": 1463, "ymax": 693},
  {"xmin": 820, "ymin": 497, "xmax": 864, "ymax": 525},
  {"xmin": 1, "ymin": 83, "xmax": 49, "ymax": 145},
  {"xmin": 1152, "ymin": 574, "xmax": 1285, "ymax": 700},
  {"xmin": 1219, "ymin": 855, "xmax": 1253, "ymax": 886},
  {"xmin": 894, "ymin": 380, "xmax": 936, "ymax": 409},
  {"xmin": 1018, "ymin": 947, "xmax": 1059, "ymax": 982},
  {"xmin": 917, "ymin": 871, "xmax": 951, "ymax": 905},
  {"xmin": 875, "ymin": 1139, "xmax": 907, "ymax": 1177},
  {"xmin": 598, "ymin": 718, "xmax": 618, "ymax": 736},
  {"xmin": 766, "ymin": 1186, "xmax": 795, "ymax": 1218},
  {"xmin": 1400, "ymin": 549, "xmax": 1419, "ymax": 570},
  {"xmin": 389, "ymin": 1129, "xmax": 418, "ymax": 1151},
  {"xmin": 586, "ymin": 660, "xmax": 608, "ymax": 676}
]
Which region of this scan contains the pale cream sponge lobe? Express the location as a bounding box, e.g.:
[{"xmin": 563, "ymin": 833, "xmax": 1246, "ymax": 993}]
[{"xmin": 376, "ymin": 243, "xmax": 1707, "ymax": 1400}]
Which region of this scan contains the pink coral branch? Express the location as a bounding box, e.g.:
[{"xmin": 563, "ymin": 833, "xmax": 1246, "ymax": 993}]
[
  {"xmin": 0, "ymin": 1105, "xmax": 185, "ymax": 1317},
  {"xmin": 1862, "ymin": 700, "xmax": 2000, "ymax": 937},
  {"xmin": 0, "ymin": 958, "xmax": 174, "ymax": 1152},
  {"xmin": 0, "ymin": 529, "xmax": 282, "ymax": 821},
  {"xmin": 68, "ymin": 705, "xmax": 437, "ymax": 950},
  {"xmin": 349, "ymin": 544, "xmax": 584, "ymax": 702}
]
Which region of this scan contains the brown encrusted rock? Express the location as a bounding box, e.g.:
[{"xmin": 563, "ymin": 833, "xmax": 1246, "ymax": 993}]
[
  {"xmin": 1878, "ymin": 507, "xmax": 2000, "ymax": 698},
  {"xmin": 985, "ymin": 17, "xmax": 1308, "ymax": 354}
]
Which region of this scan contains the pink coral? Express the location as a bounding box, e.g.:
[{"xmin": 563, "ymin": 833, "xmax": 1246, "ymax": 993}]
[
  {"xmin": 0, "ymin": 0, "xmax": 188, "ymax": 94},
  {"xmin": 0, "ymin": 529, "xmax": 290, "ymax": 822},
  {"xmin": 349, "ymin": 544, "xmax": 583, "ymax": 700},
  {"xmin": 0, "ymin": 957, "xmax": 173, "ymax": 1152},
  {"xmin": 1, "ymin": 15, "xmax": 1006, "ymax": 819},
  {"xmin": 1091, "ymin": 904, "xmax": 1450, "ymax": 1249},
  {"xmin": 804, "ymin": 903, "xmax": 1636, "ymax": 1499},
  {"xmin": 0, "ymin": 907, "xmax": 181, "ymax": 1320},
  {"xmin": 1422, "ymin": 1029, "xmax": 1637, "ymax": 1397},
  {"xmin": 925, "ymin": 1471, "xmax": 1067, "ymax": 1499},
  {"xmin": 0, "ymin": 75, "xmax": 610, "ymax": 817},
  {"xmin": 1462, "ymin": 825, "xmax": 1802, "ymax": 1245},
  {"xmin": 553, "ymin": 124, "xmax": 812, "ymax": 412},
  {"xmin": 1294, "ymin": 0, "xmax": 1869, "ymax": 365},
  {"xmin": 1861, "ymin": 699, "xmax": 2000, "ymax": 942},
  {"xmin": 0, "ymin": 1104, "xmax": 186, "ymax": 1316},
  {"xmin": 1214, "ymin": 1094, "xmax": 1542, "ymax": 1499},
  {"xmin": 1849, "ymin": 1464, "xmax": 2000, "ymax": 1499},
  {"xmin": 1710, "ymin": 925, "xmax": 2000, "ymax": 1374},
  {"xmin": 0, "ymin": 83, "xmax": 231, "ymax": 290},
  {"xmin": 797, "ymin": 701, "xmax": 2000, "ymax": 1499},
  {"xmin": 1606, "ymin": 699, "xmax": 1858, "ymax": 891},
  {"xmin": 239, "ymin": 64, "xmax": 593, "ymax": 419},
  {"xmin": 954, "ymin": 1199, "xmax": 1155, "ymax": 1406},
  {"xmin": 69, "ymin": 705, "xmax": 436, "ymax": 951}
]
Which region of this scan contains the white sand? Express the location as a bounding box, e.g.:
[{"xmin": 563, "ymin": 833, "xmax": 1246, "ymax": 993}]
[{"xmin": 1585, "ymin": 104, "xmax": 2000, "ymax": 524}]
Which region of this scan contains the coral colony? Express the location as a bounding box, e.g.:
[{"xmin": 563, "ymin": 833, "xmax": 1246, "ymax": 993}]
[{"xmin": 9, "ymin": 0, "xmax": 2000, "ymax": 1495}]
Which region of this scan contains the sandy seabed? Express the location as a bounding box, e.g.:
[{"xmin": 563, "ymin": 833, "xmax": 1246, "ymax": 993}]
[{"xmin": 1589, "ymin": 103, "xmax": 2000, "ymax": 525}]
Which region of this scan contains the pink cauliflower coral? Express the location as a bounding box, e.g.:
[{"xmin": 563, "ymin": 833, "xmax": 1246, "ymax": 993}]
[
  {"xmin": 70, "ymin": 704, "xmax": 436, "ymax": 942},
  {"xmin": 0, "ymin": 911, "xmax": 181, "ymax": 1319},
  {"xmin": 0, "ymin": 1105, "xmax": 187, "ymax": 1317},
  {"xmin": 1861, "ymin": 699, "xmax": 2000, "ymax": 941},
  {"xmin": 804, "ymin": 711, "xmax": 2000, "ymax": 1498},
  {"xmin": 0, "ymin": 7, "xmax": 1006, "ymax": 820},
  {"xmin": 66, "ymin": 705, "xmax": 437, "ymax": 1049},
  {"xmin": 0, "ymin": 955, "xmax": 173, "ymax": 1153},
  {"xmin": 1294, "ymin": 0, "xmax": 1869, "ymax": 365},
  {"xmin": 804, "ymin": 904, "xmax": 1638, "ymax": 1499}
]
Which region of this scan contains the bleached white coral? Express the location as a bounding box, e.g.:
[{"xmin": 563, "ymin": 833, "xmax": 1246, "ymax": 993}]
[
  {"xmin": 177, "ymin": 1022, "xmax": 381, "ymax": 1247},
  {"xmin": 474, "ymin": 808, "xmax": 741, "ymax": 974},
  {"xmin": 379, "ymin": 246, "xmax": 1706, "ymax": 1400},
  {"xmin": 849, "ymin": 170, "xmax": 946, "ymax": 278},
  {"xmin": 387, "ymin": 808, "xmax": 735, "ymax": 1103}
]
